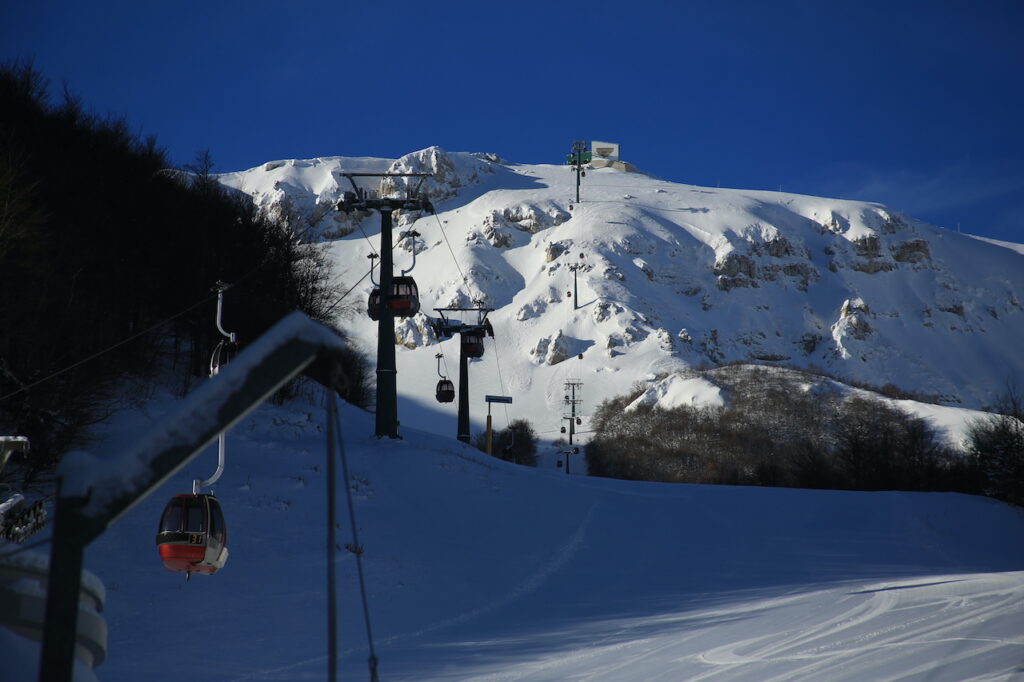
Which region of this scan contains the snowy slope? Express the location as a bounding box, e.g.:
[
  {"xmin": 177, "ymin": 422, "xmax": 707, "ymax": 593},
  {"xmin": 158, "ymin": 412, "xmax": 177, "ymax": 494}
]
[
  {"xmin": 217, "ymin": 148, "xmax": 1024, "ymax": 445},
  {"xmin": 14, "ymin": 390, "xmax": 1024, "ymax": 680}
]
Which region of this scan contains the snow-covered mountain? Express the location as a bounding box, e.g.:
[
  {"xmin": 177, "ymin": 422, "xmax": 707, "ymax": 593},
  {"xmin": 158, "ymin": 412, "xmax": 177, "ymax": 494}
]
[{"xmin": 217, "ymin": 147, "xmax": 1024, "ymax": 443}]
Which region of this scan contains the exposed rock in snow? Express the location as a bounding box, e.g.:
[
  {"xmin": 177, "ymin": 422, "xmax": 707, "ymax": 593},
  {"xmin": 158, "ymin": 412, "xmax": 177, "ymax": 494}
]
[
  {"xmin": 714, "ymin": 252, "xmax": 758, "ymax": 290},
  {"xmin": 530, "ymin": 330, "xmax": 579, "ymax": 365},
  {"xmin": 545, "ymin": 242, "xmax": 567, "ymax": 262},
  {"xmin": 516, "ymin": 299, "xmax": 548, "ymax": 321},
  {"xmin": 891, "ymin": 238, "xmax": 931, "ymax": 265},
  {"xmin": 633, "ymin": 258, "xmax": 654, "ymax": 280},
  {"xmin": 831, "ymin": 298, "xmax": 875, "ymax": 358},
  {"xmin": 796, "ymin": 332, "xmax": 823, "ymax": 356},
  {"xmin": 755, "ymin": 234, "xmax": 800, "ymax": 258},
  {"xmin": 593, "ymin": 300, "xmax": 625, "ymax": 323},
  {"xmin": 485, "ymin": 203, "xmax": 571, "ymax": 236},
  {"xmin": 398, "ymin": 232, "xmax": 428, "ymax": 254},
  {"xmin": 700, "ymin": 329, "xmax": 725, "ymax": 364},
  {"xmin": 382, "ymin": 146, "xmax": 496, "ymax": 204},
  {"xmin": 853, "ymin": 233, "xmax": 883, "ymax": 258},
  {"xmin": 656, "ymin": 328, "xmax": 674, "ymax": 351},
  {"xmin": 395, "ymin": 313, "xmax": 440, "ymax": 349},
  {"xmin": 476, "ymin": 220, "xmax": 514, "ymax": 248},
  {"xmin": 546, "ymin": 331, "xmax": 571, "ymax": 365},
  {"xmin": 622, "ymin": 326, "xmax": 647, "ymax": 344}
]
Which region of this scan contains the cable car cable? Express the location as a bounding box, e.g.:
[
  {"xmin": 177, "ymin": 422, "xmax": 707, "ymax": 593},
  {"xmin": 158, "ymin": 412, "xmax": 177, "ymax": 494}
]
[
  {"xmin": 430, "ymin": 210, "xmax": 485, "ymax": 301},
  {"xmin": 0, "ymin": 292, "xmax": 216, "ymax": 404},
  {"xmin": 356, "ymin": 221, "xmax": 380, "ymax": 258},
  {"xmin": 488, "ymin": 335, "xmax": 512, "ymax": 430},
  {"xmin": 322, "ymin": 268, "xmax": 373, "ymax": 317},
  {"xmin": 0, "ymin": 241, "xmax": 283, "ymax": 405}
]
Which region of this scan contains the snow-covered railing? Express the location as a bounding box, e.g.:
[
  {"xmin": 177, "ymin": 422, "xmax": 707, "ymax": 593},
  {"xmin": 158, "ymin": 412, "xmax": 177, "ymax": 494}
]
[{"xmin": 40, "ymin": 311, "xmax": 354, "ymax": 682}]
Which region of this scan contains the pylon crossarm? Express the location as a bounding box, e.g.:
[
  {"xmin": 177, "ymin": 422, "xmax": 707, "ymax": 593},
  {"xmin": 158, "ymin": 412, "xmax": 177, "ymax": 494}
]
[
  {"xmin": 337, "ymin": 173, "xmax": 434, "ymax": 213},
  {"xmin": 433, "ymin": 306, "xmax": 494, "ymax": 329}
]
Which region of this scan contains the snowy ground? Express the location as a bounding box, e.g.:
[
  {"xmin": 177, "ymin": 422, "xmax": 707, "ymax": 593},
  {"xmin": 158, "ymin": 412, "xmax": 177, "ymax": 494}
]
[{"xmin": 11, "ymin": 388, "xmax": 1023, "ymax": 681}]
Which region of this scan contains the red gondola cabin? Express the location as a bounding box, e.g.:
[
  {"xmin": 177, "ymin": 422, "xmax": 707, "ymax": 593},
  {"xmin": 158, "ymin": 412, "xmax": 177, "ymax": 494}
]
[
  {"xmin": 387, "ymin": 276, "xmax": 420, "ymax": 317},
  {"xmin": 156, "ymin": 494, "xmax": 228, "ymax": 576}
]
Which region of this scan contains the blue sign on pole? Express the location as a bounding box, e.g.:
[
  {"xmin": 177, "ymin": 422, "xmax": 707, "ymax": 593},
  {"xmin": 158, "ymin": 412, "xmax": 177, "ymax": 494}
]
[{"xmin": 485, "ymin": 395, "xmax": 513, "ymax": 404}]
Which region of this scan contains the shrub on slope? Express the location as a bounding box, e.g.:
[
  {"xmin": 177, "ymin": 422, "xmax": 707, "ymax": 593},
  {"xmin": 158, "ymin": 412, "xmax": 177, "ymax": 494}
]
[{"xmin": 587, "ymin": 366, "xmax": 977, "ymax": 496}]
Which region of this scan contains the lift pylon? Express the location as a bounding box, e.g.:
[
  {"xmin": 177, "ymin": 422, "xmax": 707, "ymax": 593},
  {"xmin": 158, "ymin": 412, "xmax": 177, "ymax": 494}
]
[
  {"xmin": 430, "ymin": 306, "xmax": 494, "ymax": 442},
  {"xmin": 337, "ymin": 173, "xmax": 433, "ymax": 439}
]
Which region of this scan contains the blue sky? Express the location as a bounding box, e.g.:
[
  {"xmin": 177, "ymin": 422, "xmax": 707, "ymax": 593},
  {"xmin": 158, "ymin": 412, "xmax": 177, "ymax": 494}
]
[{"xmin": 4, "ymin": 1, "xmax": 1022, "ymax": 241}]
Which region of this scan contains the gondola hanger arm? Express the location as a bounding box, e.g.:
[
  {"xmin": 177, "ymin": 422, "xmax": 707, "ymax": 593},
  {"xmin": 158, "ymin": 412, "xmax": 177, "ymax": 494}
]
[
  {"xmin": 368, "ymin": 253, "xmax": 380, "ymax": 287},
  {"xmin": 400, "ymin": 230, "xmax": 421, "ymax": 276}
]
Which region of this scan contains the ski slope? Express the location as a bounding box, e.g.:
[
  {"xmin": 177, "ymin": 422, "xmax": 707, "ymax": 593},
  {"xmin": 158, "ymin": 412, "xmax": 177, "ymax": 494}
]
[{"xmin": 13, "ymin": 389, "xmax": 1021, "ymax": 681}]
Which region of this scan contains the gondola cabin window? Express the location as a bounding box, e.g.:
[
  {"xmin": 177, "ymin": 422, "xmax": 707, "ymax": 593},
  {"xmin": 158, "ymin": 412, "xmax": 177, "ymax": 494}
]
[
  {"xmin": 159, "ymin": 503, "xmax": 182, "ymax": 533},
  {"xmin": 186, "ymin": 498, "xmax": 205, "ymax": 532},
  {"xmin": 208, "ymin": 497, "xmax": 226, "ymax": 545}
]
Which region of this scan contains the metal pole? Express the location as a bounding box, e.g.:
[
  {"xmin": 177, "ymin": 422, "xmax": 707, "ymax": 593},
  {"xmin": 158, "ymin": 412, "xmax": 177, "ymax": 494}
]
[
  {"xmin": 573, "ymin": 267, "xmax": 579, "ymax": 310},
  {"xmin": 569, "ymin": 382, "xmax": 577, "ymax": 445},
  {"xmin": 39, "ymin": 495, "xmax": 87, "ymax": 682},
  {"xmin": 457, "ymin": 342, "xmax": 470, "ymax": 443},
  {"xmin": 571, "ymin": 140, "xmax": 586, "ymax": 204},
  {"xmin": 569, "ymin": 253, "xmax": 584, "ymax": 311},
  {"xmin": 575, "ymin": 150, "xmax": 582, "ymax": 204},
  {"xmin": 326, "ymin": 391, "xmax": 338, "ymax": 682},
  {"xmin": 375, "ymin": 208, "xmax": 399, "ymax": 439}
]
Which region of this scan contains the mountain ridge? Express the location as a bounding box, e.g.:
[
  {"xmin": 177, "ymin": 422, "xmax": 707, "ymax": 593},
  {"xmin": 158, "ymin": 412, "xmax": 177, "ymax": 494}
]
[{"xmin": 215, "ymin": 147, "xmax": 1024, "ymax": 441}]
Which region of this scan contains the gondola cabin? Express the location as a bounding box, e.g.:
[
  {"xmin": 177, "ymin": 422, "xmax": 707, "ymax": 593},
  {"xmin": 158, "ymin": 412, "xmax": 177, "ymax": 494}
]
[
  {"xmin": 367, "ymin": 288, "xmax": 383, "ymax": 321},
  {"xmin": 156, "ymin": 494, "xmax": 228, "ymax": 576},
  {"xmin": 387, "ymin": 276, "xmax": 420, "ymax": 317},
  {"xmin": 461, "ymin": 329, "xmax": 485, "ymax": 358},
  {"xmin": 435, "ymin": 379, "xmax": 455, "ymax": 403}
]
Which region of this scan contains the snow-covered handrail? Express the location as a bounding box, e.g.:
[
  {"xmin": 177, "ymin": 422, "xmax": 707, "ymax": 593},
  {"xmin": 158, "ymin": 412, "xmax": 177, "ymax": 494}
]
[
  {"xmin": 42, "ymin": 311, "xmax": 353, "ymax": 682},
  {"xmin": 58, "ymin": 310, "xmax": 348, "ymax": 528}
]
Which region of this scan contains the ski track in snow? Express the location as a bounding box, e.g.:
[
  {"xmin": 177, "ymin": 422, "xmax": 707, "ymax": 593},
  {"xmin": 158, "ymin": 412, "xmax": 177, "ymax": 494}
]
[
  {"xmin": 381, "ymin": 499, "xmax": 597, "ymax": 643},
  {"xmin": 685, "ymin": 575, "xmax": 1024, "ymax": 681},
  {"xmin": 448, "ymin": 574, "xmax": 1024, "ymax": 682},
  {"xmin": 227, "ymin": 501, "xmax": 598, "ymax": 681}
]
